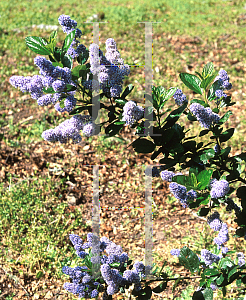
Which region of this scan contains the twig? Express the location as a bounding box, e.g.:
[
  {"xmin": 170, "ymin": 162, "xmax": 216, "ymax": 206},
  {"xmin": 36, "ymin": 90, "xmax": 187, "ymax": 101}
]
[
  {"xmin": 2, "ymin": 115, "xmax": 34, "ymax": 130},
  {"xmin": 0, "ymin": 266, "xmax": 30, "ymax": 298}
]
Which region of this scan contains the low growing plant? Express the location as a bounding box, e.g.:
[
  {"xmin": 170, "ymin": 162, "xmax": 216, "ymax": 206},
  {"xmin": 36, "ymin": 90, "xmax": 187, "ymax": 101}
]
[{"xmin": 9, "ymin": 14, "xmax": 246, "ymax": 299}]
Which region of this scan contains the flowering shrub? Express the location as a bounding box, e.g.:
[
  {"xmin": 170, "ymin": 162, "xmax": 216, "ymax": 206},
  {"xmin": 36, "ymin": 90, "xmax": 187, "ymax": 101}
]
[{"xmin": 9, "ymin": 13, "xmax": 246, "ymax": 299}]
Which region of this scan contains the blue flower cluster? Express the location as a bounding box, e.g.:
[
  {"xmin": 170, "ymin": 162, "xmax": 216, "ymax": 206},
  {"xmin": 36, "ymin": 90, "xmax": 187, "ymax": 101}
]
[
  {"xmin": 62, "ymin": 235, "xmax": 102, "ymax": 299},
  {"xmin": 83, "ymin": 39, "xmax": 130, "ymax": 98},
  {"xmin": 63, "ymin": 233, "xmax": 149, "ymax": 298},
  {"xmin": 170, "ymin": 249, "xmax": 181, "ymax": 256},
  {"xmin": 58, "ymin": 15, "xmax": 87, "ymax": 60},
  {"xmin": 214, "ymin": 69, "xmax": 232, "ymax": 101},
  {"xmin": 172, "ymin": 88, "xmax": 188, "ymax": 106},
  {"xmin": 207, "ymin": 211, "xmax": 229, "ymax": 247},
  {"xmin": 9, "ymin": 56, "xmax": 77, "ymax": 113},
  {"xmin": 207, "ymin": 211, "xmax": 222, "ymax": 231},
  {"xmin": 210, "ymin": 179, "xmax": 230, "ymax": 199},
  {"xmin": 200, "ymin": 249, "xmax": 221, "ymax": 266},
  {"xmin": 160, "ymin": 170, "xmax": 183, "ymax": 182},
  {"xmin": 236, "ymin": 252, "xmax": 245, "ymax": 267},
  {"xmin": 213, "ymin": 223, "xmax": 229, "ymax": 246},
  {"xmin": 189, "ymin": 103, "xmax": 220, "ymax": 129},
  {"xmin": 214, "ymin": 144, "xmax": 220, "ymax": 153},
  {"xmin": 122, "ymin": 101, "xmax": 144, "ymax": 127},
  {"xmin": 169, "ymin": 182, "xmax": 197, "ymax": 208},
  {"xmin": 42, "ymin": 114, "xmax": 96, "ymax": 144}
]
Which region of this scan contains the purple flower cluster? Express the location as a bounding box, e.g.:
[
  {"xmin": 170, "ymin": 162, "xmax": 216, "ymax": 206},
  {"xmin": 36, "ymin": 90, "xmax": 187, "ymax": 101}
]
[
  {"xmin": 58, "ymin": 15, "xmax": 86, "ymax": 60},
  {"xmin": 160, "ymin": 171, "xmax": 183, "ymax": 182},
  {"xmin": 207, "ymin": 212, "xmax": 229, "ymax": 247},
  {"xmin": 213, "ymin": 223, "xmax": 229, "ymax": 246},
  {"xmin": 207, "ymin": 211, "xmax": 222, "ymax": 231},
  {"xmin": 62, "ymin": 235, "xmax": 102, "ymax": 299},
  {"xmin": 83, "ymin": 39, "xmax": 130, "ymax": 98},
  {"xmin": 58, "ymin": 14, "xmax": 81, "ymax": 37},
  {"xmin": 63, "ymin": 233, "xmax": 149, "ymax": 297},
  {"xmin": 189, "ymin": 103, "xmax": 220, "ymax": 129},
  {"xmin": 236, "ymin": 252, "xmax": 245, "ymax": 267},
  {"xmin": 172, "ymin": 88, "xmax": 188, "ymax": 106},
  {"xmin": 214, "ymin": 69, "xmax": 232, "ymax": 101},
  {"xmin": 9, "ymin": 56, "xmax": 77, "ymax": 114},
  {"xmin": 160, "ymin": 170, "xmax": 175, "ymax": 182},
  {"xmin": 210, "ymin": 179, "xmax": 230, "ymax": 199},
  {"xmin": 121, "ymin": 101, "xmax": 144, "ymax": 127},
  {"xmin": 42, "ymin": 114, "xmax": 96, "ymax": 144},
  {"xmin": 214, "ymin": 144, "xmax": 220, "ymax": 153},
  {"xmin": 169, "ymin": 182, "xmax": 197, "ymax": 207},
  {"xmin": 200, "ymin": 249, "xmax": 221, "ymax": 266},
  {"xmin": 170, "ymin": 249, "xmax": 181, "ymax": 256}
]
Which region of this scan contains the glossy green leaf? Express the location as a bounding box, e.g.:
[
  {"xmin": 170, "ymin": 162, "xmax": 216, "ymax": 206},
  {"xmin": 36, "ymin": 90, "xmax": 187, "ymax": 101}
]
[
  {"xmin": 219, "ymin": 128, "xmax": 234, "ymax": 143},
  {"xmin": 121, "ymin": 84, "xmax": 134, "ymax": 99},
  {"xmin": 197, "ymin": 169, "xmax": 213, "ymax": 190},
  {"xmin": 179, "ymin": 73, "xmax": 203, "ymax": 95},
  {"xmin": 201, "ymin": 73, "xmax": 217, "ymax": 90},
  {"xmin": 25, "ymin": 36, "xmax": 51, "ymax": 55},
  {"xmin": 62, "ymin": 30, "xmax": 76, "ymax": 52},
  {"xmin": 132, "ymin": 138, "xmax": 156, "ymax": 153},
  {"xmin": 202, "ymin": 62, "xmax": 214, "ymax": 78},
  {"xmin": 219, "ymin": 111, "xmax": 232, "ymax": 125},
  {"xmin": 179, "ymin": 246, "xmax": 200, "ymax": 273}
]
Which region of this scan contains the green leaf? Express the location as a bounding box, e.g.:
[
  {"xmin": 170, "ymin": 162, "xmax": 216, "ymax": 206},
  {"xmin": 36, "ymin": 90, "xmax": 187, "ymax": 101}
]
[
  {"xmin": 202, "ymin": 288, "xmax": 213, "ymax": 300},
  {"xmin": 190, "ymin": 99, "xmax": 209, "ymax": 107},
  {"xmin": 115, "ymin": 99, "xmax": 127, "ymax": 106},
  {"xmin": 197, "ymin": 169, "xmax": 213, "ymax": 190},
  {"xmin": 219, "ymin": 128, "xmax": 234, "ymax": 143},
  {"xmin": 62, "ymin": 30, "xmax": 76, "ymax": 52},
  {"xmin": 59, "ymin": 98, "xmax": 65, "ymax": 109},
  {"xmin": 105, "ymin": 123, "xmax": 124, "ymax": 137},
  {"xmin": 179, "ymin": 246, "xmax": 200, "ymax": 273},
  {"xmin": 135, "ymin": 286, "xmax": 152, "ymax": 300},
  {"xmin": 43, "ymin": 87, "xmax": 55, "ymax": 94},
  {"xmin": 48, "ymin": 30, "xmax": 57, "ymax": 44},
  {"xmin": 195, "ymin": 71, "xmax": 204, "ymax": 80},
  {"xmin": 109, "ymin": 262, "xmax": 121, "ymax": 268},
  {"xmin": 36, "ymin": 270, "xmax": 44, "ymax": 279},
  {"xmin": 198, "ymin": 207, "xmax": 210, "ymax": 217},
  {"xmin": 121, "ymin": 84, "xmax": 134, "ymax": 99},
  {"xmin": 163, "ymin": 103, "xmax": 187, "ymax": 128},
  {"xmin": 72, "ymin": 64, "xmax": 87, "ymax": 78},
  {"xmin": 199, "ymin": 149, "xmax": 215, "ymax": 164},
  {"xmin": 220, "ymin": 257, "xmax": 234, "ymax": 269},
  {"xmin": 207, "ymin": 80, "xmax": 222, "ymax": 100},
  {"xmin": 62, "ymin": 53, "xmax": 73, "ymax": 69},
  {"xmin": 201, "ymin": 73, "xmax": 217, "ymax": 90},
  {"xmin": 69, "ymin": 105, "xmax": 92, "ymax": 115},
  {"xmin": 77, "ymin": 49, "xmax": 89, "ymax": 65},
  {"xmin": 216, "ymin": 274, "xmax": 225, "ymax": 285},
  {"xmin": 218, "ymin": 111, "xmax": 232, "ymax": 125},
  {"xmin": 228, "ymin": 266, "xmax": 239, "ymax": 280},
  {"xmin": 45, "ymin": 30, "xmax": 57, "ymax": 53},
  {"xmin": 202, "ymin": 62, "xmax": 214, "ymax": 78},
  {"xmin": 132, "ymin": 138, "xmax": 156, "ymax": 154},
  {"xmin": 164, "ymin": 87, "xmax": 178, "ymax": 101},
  {"xmin": 204, "ymin": 269, "xmax": 220, "ymax": 276},
  {"xmin": 25, "ymin": 36, "xmax": 51, "ymax": 55},
  {"xmin": 179, "ymin": 73, "xmax": 203, "ymax": 95},
  {"xmin": 192, "ymin": 288, "xmax": 213, "ymax": 300},
  {"xmin": 199, "ymin": 129, "xmax": 210, "ymax": 137}
]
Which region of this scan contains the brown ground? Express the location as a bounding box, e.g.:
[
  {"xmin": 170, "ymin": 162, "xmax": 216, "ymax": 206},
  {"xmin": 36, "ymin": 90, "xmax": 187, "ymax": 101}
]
[{"xmin": 1, "ymin": 32, "xmax": 245, "ymax": 299}]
